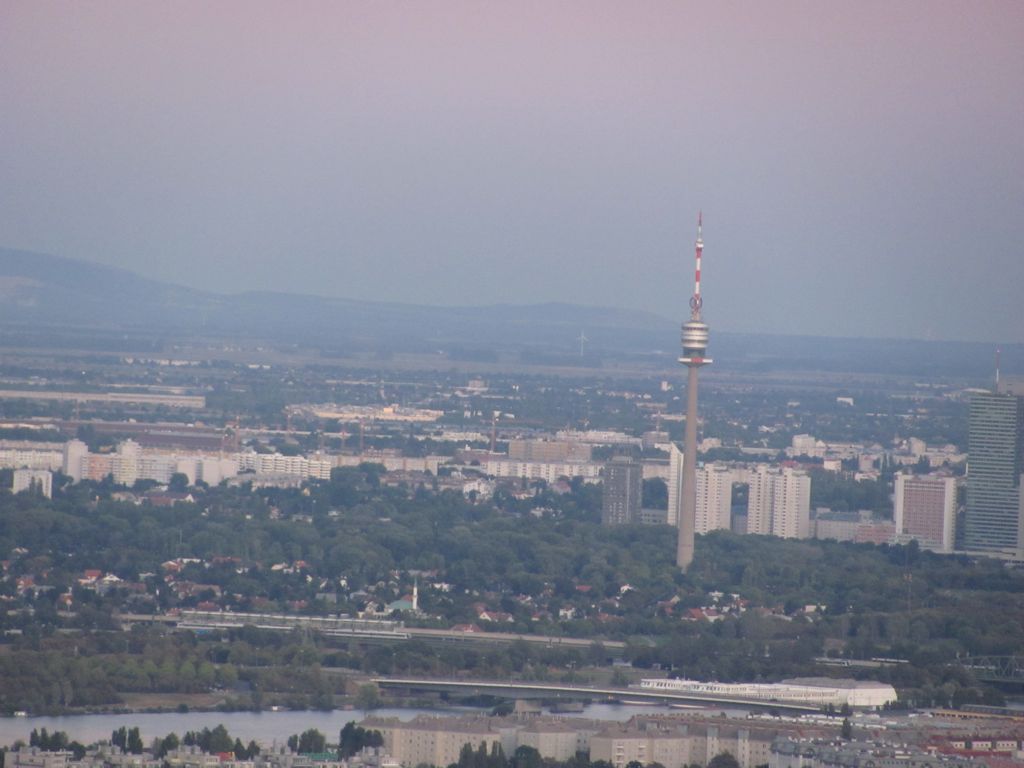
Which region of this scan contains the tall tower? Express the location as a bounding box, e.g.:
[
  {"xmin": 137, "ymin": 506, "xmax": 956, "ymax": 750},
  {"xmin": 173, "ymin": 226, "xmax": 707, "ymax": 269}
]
[
  {"xmin": 964, "ymin": 390, "xmax": 1024, "ymax": 556},
  {"xmin": 677, "ymin": 213, "xmax": 712, "ymax": 570}
]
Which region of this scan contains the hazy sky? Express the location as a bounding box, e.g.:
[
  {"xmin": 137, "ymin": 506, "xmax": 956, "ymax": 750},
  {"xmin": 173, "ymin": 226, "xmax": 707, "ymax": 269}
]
[{"xmin": 2, "ymin": 2, "xmax": 1022, "ymax": 342}]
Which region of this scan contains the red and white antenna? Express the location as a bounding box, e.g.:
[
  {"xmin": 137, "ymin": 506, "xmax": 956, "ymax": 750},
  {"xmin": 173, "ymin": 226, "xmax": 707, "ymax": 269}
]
[{"xmin": 689, "ymin": 211, "xmax": 704, "ymax": 320}]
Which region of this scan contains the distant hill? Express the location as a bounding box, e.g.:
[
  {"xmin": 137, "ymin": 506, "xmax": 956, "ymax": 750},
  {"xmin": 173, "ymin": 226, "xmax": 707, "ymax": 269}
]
[
  {"xmin": 0, "ymin": 247, "xmax": 676, "ymax": 352},
  {"xmin": 0, "ymin": 247, "xmax": 1018, "ymax": 379}
]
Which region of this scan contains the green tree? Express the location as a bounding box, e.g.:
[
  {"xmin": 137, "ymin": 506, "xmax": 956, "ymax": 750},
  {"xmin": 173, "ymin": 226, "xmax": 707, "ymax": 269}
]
[
  {"xmin": 355, "ymin": 683, "xmax": 382, "ymax": 710},
  {"xmin": 297, "ymin": 729, "xmax": 326, "ymax": 754},
  {"xmin": 126, "ymin": 727, "xmax": 144, "ymax": 755},
  {"xmin": 208, "ymin": 725, "xmax": 233, "ymax": 753},
  {"xmin": 169, "ymin": 473, "xmax": 190, "ymax": 492},
  {"xmin": 511, "ymin": 746, "xmax": 542, "ymax": 768},
  {"xmin": 487, "ymin": 742, "xmax": 506, "ymax": 768},
  {"xmin": 708, "ymin": 754, "xmax": 740, "ymax": 768},
  {"xmin": 339, "ymin": 723, "xmax": 383, "ymax": 758},
  {"xmin": 157, "ymin": 733, "xmax": 180, "ymax": 758},
  {"xmin": 457, "ymin": 743, "xmax": 475, "ymax": 768}
]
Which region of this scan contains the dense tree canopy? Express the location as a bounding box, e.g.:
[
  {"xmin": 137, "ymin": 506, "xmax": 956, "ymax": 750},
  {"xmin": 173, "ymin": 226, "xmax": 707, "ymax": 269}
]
[{"xmin": 0, "ymin": 466, "xmax": 1020, "ymax": 714}]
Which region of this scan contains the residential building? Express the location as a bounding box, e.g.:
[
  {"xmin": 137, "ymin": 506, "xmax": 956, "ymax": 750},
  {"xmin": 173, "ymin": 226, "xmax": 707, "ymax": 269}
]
[
  {"xmin": 12, "ymin": 468, "xmax": 52, "ymax": 498},
  {"xmin": 854, "ymin": 519, "xmax": 897, "ymax": 545},
  {"xmin": 359, "ymin": 716, "xmax": 503, "ymax": 768},
  {"xmin": 893, "ymin": 473, "xmax": 957, "ymax": 553},
  {"xmin": 62, "ymin": 438, "xmax": 89, "ymax": 481},
  {"xmin": 790, "ymin": 434, "xmax": 821, "ymax": 458},
  {"xmin": 517, "ymin": 720, "xmax": 596, "ymax": 762},
  {"xmin": 508, "ymin": 439, "xmax": 592, "ymax": 463},
  {"xmin": 770, "ymin": 737, "xmax": 979, "ymax": 768},
  {"xmin": 112, "ymin": 439, "xmax": 142, "ymax": 486},
  {"xmin": 695, "ymin": 464, "xmax": 733, "ymax": 534},
  {"xmin": 638, "ymin": 507, "xmax": 669, "ymax": 525},
  {"xmin": 745, "ymin": 466, "xmax": 811, "ymax": 539},
  {"xmin": 484, "ymin": 458, "xmax": 601, "ymax": 484},
  {"xmin": 0, "ymin": 443, "xmax": 63, "ymax": 472},
  {"xmin": 668, "ymin": 444, "xmax": 732, "ymax": 530},
  {"xmin": 603, "ymin": 456, "xmax": 643, "ymax": 525},
  {"xmin": 590, "ymin": 719, "xmax": 780, "ymax": 768},
  {"xmin": 667, "ymin": 443, "xmax": 685, "ymax": 526}
]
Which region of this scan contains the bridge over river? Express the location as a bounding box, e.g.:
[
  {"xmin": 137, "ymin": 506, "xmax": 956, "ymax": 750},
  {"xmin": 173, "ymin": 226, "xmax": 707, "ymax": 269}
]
[
  {"xmin": 960, "ymin": 656, "xmax": 1024, "ymax": 686},
  {"xmin": 373, "ymin": 677, "xmax": 820, "ymax": 714}
]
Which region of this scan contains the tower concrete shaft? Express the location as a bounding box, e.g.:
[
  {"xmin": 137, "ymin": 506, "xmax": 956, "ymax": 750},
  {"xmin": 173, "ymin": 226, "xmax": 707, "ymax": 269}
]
[
  {"xmin": 676, "ymin": 213, "xmax": 711, "ymax": 571},
  {"xmin": 676, "ymin": 364, "xmax": 699, "ymax": 569}
]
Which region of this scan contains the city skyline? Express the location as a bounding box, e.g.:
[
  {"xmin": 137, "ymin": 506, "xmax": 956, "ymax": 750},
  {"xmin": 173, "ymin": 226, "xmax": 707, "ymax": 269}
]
[{"xmin": 2, "ymin": 2, "xmax": 1023, "ymax": 343}]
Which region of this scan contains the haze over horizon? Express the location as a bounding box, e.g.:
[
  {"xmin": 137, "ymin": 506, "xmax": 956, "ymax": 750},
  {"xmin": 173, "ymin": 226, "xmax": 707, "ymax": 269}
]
[{"xmin": 2, "ymin": 2, "xmax": 1022, "ymax": 344}]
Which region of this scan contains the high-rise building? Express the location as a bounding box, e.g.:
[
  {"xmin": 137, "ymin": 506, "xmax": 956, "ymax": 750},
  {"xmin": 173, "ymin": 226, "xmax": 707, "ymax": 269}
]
[
  {"xmin": 111, "ymin": 439, "xmax": 141, "ymax": 487},
  {"xmin": 744, "ymin": 466, "xmax": 811, "ymax": 539},
  {"xmin": 62, "ymin": 439, "xmax": 89, "ymax": 482},
  {"xmin": 696, "ymin": 464, "xmax": 734, "ymax": 534},
  {"xmin": 668, "ymin": 443, "xmax": 732, "ymax": 533},
  {"xmin": 964, "ymin": 391, "xmax": 1024, "ymax": 556},
  {"xmin": 602, "ymin": 456, "xmax": 643, "ymax": 525},
  {"xmin": 893, "ymin": 473, "xmax": 956, "ymax": 553},
  {"xmin": 667, "ymin": 442, "xmax": 684, "ymax": 526}
]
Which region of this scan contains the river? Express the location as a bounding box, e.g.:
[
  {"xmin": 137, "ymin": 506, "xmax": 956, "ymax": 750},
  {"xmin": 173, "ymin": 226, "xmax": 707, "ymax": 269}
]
[{"xmin": 0, "ymin": 703, "xmax": 714, "ymax": 747}]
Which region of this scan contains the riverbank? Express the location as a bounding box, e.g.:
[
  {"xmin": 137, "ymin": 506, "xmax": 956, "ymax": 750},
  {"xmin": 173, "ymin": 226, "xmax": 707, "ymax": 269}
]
[{"xmin": 0, "ymin": 703, "xmax": 685, "ymax": 747}]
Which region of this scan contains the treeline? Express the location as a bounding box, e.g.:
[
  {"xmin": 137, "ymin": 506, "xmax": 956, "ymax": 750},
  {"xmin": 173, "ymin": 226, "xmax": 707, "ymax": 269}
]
[
  {"xmin": 28, "ymin": 729, "xmax": 86, "ymax": 759},
  {"xmin": 182, "ymin": 725, "xmax": 261, "ymax": 759},
  {"xmin": 17, "ymin": 724, "xmax": 384, "ymax": 763},
  {"xmin": 0, "ymin": 630, "xmax": 340, "ymax": 714}
]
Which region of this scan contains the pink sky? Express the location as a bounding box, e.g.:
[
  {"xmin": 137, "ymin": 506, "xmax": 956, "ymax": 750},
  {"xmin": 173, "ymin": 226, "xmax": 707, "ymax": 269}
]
[{"xmin": 1, "ymin": 1, "xmax": 1022, "ymax": 340}]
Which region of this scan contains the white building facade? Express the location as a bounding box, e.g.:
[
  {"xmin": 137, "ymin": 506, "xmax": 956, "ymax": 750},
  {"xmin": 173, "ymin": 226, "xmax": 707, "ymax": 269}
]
[
  {"xmin": 893, "ymin": 473, "xmax": 956, "ymax": 553},
  {"xmin": 12, "ymin": 468, "xmax": 53, "ymax": 498},
  {"xmin": 744, "ymin": 466, "xmax": 811, "ymax": 539}
]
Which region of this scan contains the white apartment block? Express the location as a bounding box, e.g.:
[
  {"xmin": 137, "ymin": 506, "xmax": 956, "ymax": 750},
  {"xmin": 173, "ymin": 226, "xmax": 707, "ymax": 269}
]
[
  {"xmin": 744, "ymin": 466, "xmax": 811, "ymax": 539},
  {"xmin": 360, "ymin": 717, "xmax": 503, "ymax": 768},
  {"xmin": 12, "ymin": 468, "xmax": 53, "ymax": 498},
  {"xmin": 0, "ymin": 443, "xmax": 63, "ymax": 472},
  {"xmin": 334, "ymin": 454, "xmax": 444, "ymax": 474},
  {"xmin": 668, "ymin": 443, "xmax": 734, "ymax": 532},
  {"xmin": 484, "ymin": 458, "xmax": 601, "ymax": 483},
  {"xmin": 554, "ymin": 429, "xmax": 641, "ymax": 446},
  {"xmin": 63, "ymin": 439, "xmax": 89, "ymax": 481},
  {"xmin": 112, "ymin": 439, "xmax": 142, "ymax": 486},
  {"xmin": 237, "ymin": 451, "xmax": 332, "ymax": 480},
  {"xmin": 787, "ymin": 434, "xmax": 863, "ymax": 461},
  {"xmin": 893, "ymin": 473, "xmax": 956, "ymax": 553},
  {"xmin": 790, "ymin": 434, "xmax": 821, "ymax": 457},
  {"xmin": 696, "ymin": 464, "xmax": 734, "ymax": 534},
  {"xmin": 61, "ymin": 439, "xmax": 323, "ymax": 489},
  {"xmin": 667, "ymin": 443, "xmax": 684, "ymax": 526},
  {"xmin": 590, "ymin": 722, "xmax": 776, "ymax": 768}
]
